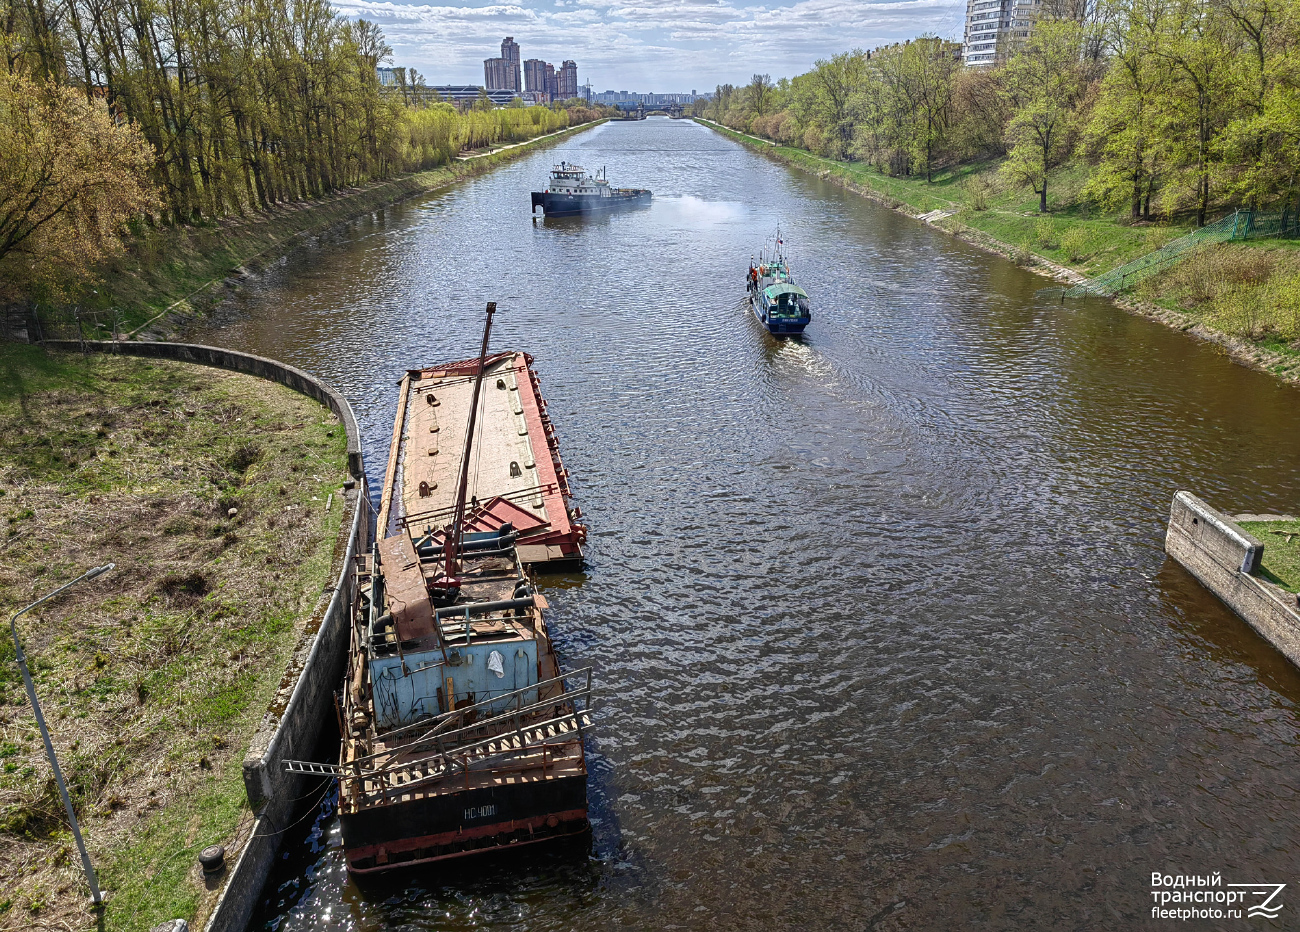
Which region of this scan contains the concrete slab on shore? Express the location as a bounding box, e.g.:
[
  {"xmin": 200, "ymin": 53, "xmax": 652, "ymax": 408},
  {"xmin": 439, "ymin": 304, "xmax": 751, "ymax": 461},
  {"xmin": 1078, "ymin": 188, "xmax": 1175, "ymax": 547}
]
[{"xmin": 1166, "ymin": 491, "xmax": 1300, "ymax": 669}]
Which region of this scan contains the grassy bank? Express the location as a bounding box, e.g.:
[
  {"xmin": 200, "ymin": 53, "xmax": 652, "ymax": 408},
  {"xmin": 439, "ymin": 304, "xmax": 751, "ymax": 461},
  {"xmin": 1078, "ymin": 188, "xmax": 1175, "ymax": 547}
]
[
  {"xmin": 1240, "ymin": 519, "xmax": 1300, "ymax": 593},
  {"xmin": 0, "ymin": 345, "xmax": 347, "ymax": 931},
  {"xmin": 697, "ymin": 119, "xmax": 1300, "ymax": 380},
  {"xmin": 66, "ymin": 119, "xmax": 607, "ymax": 340},
  {"xmin": 696, "ymin": 119, "xmax": 1186, "ymax": 274}
]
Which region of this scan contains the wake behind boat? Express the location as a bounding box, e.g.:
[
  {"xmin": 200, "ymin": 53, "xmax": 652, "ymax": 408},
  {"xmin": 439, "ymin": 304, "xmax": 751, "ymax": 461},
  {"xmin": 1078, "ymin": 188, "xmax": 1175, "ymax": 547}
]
[{"xmin": 531, "ymin": 162, "xmax": 651, "ymax": 217}]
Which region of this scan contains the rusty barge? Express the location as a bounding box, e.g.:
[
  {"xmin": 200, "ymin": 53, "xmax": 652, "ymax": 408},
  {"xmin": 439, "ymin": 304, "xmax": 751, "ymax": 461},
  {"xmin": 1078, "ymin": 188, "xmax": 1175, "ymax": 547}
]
[{"xmin": 286, "ymin": 305, "xmax": 593, "ymax": 873}]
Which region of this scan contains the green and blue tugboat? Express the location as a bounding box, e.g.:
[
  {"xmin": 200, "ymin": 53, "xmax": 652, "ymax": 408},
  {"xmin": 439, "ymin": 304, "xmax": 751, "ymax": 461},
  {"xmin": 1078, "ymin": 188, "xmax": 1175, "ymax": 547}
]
[{"xmin": 747, "ymin": 233, "xmax": 811, "ymax": 336}]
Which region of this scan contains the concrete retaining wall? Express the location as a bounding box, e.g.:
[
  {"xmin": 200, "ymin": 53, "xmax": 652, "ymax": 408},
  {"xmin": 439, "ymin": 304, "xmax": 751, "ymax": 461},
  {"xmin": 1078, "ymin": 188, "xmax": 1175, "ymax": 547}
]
[
  {"xmin": 1166, "ymin": 490, "xmax": 1300, "ymax": 668},
  {"xmin": 42, "ymin": 340, "xmax": 368, "ymax": 932}
]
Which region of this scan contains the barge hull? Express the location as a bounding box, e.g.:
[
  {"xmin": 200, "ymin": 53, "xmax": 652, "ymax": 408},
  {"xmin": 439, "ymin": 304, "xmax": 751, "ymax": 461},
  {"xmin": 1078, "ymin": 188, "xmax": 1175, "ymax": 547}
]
[{"xmin": 341, "ymin": 773, "xmax": 589, "ymax": 871}]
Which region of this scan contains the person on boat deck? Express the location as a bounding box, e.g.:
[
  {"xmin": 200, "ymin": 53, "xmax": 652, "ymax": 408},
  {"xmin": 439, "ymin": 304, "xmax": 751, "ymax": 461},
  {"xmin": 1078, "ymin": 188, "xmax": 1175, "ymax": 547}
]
[{"xmin": 749, "ymin": 265, "xmax": 758, "ymax": 290}]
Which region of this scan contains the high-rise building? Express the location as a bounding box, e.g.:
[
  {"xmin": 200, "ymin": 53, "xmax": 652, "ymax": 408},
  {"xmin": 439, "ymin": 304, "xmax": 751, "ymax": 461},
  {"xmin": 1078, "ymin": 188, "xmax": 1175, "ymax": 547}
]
[
  {"xmin": 558, "ymin": 60, "xmax": 578, "ymax": 99},
  {"xmin": 544, "ymin": 62, "xmax": 557, "ymax": 99},
  {"xmin": 961, "ymin": 0, "xmax": 1073, "ymax": 65},
  {"xmin": 962, "ymin": 0, "xmax": 1007, "ymax": 65},
  {"xmin": 523, "ymin": 59, "xmax": 549, "ymax": 97},
  {"xmin": 484, "ymin": 57, "xmax": 512, "ymax": 90},
  {"xmin": 500, "ymin": 37, "xmax": 521, "ymax": 91}
]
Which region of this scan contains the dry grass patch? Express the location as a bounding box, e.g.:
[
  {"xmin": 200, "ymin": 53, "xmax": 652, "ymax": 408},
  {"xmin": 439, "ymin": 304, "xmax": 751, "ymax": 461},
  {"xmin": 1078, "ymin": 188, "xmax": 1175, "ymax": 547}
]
[
  {"xmin": 1148, "ymin": 244, "xmax": 1300, "ymax": 343},
  {"xmin": 0, "ymin": 345, "xmax": 348, "ymax": 931}
]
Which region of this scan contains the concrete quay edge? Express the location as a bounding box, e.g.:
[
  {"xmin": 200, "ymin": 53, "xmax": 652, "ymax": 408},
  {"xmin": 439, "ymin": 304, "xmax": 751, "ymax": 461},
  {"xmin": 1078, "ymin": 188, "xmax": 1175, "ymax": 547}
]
[{"xmin": 1166, "ymin": 490, "xmax": 1300, "ymax": 669}]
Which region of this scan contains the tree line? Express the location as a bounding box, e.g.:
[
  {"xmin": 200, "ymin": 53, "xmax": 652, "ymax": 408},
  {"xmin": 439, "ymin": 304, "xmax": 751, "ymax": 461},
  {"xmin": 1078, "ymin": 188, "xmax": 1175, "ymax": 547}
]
[
  {"xmin": 0, "ymin": 0, "xmax": 598, "ymax": 301},
  {"xmin": 702, "ymin": 0, "xmax": 1300, "ymax": 224}
]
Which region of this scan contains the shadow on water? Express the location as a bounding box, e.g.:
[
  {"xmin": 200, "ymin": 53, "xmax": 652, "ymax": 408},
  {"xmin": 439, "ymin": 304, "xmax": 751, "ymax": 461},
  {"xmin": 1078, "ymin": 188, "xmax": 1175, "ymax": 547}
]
[{"xmin": 1155, "ymin": 557, "xmax": 1300, "ymax": 706}]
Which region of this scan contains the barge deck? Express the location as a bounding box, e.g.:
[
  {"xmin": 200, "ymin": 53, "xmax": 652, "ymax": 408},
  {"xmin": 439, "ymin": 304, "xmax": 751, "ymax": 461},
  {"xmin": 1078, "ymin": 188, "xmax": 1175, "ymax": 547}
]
[{"xmin": 376, "ymin": 352, "xmax": 585, "ymax": 569}]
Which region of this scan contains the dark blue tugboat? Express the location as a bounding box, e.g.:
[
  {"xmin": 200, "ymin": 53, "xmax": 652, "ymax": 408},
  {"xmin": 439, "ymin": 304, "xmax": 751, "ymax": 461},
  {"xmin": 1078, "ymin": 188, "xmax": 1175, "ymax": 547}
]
[
  {"xmin": 531, "ymin": 162, "xmax": 651, "ymax": 216},
  {"xmin": 747, "ymin": 235, "xmax": 811, "ymax": 336}
]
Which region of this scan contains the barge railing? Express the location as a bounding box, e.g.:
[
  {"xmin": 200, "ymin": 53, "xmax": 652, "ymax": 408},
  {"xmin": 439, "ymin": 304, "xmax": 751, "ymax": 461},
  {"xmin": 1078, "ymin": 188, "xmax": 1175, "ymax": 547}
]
[
  {"xmin": 284, "ymin": 706, "xmax": 594, "ymax": 804},
  {"xmin": 283, "ymin": 667, "xmax": 594, "ymax": 789}
]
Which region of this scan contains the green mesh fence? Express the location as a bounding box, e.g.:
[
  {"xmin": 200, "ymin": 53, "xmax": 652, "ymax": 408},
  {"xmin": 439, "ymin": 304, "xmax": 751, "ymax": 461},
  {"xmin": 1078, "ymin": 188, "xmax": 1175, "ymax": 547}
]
[
  {"xmin": 1231, "ymin": 207, "xmax": 1300, "ymax": 240},
  {"xmin": 1060, "ymin": 208, "xmax": 1298, "ymax": 299}
]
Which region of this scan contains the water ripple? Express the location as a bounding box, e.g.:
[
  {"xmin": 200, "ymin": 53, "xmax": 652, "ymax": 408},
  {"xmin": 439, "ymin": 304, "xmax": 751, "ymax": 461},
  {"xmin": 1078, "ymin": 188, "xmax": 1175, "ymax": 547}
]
[{"xmin": 194, "ymin": 117, "xmax": 1300, "ymax": 932}]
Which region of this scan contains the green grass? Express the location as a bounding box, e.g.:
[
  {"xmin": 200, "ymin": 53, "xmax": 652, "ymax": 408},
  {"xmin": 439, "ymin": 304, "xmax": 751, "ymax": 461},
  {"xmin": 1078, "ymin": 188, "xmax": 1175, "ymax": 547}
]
[
  {"xmin": 698, "ymin": 119, "xmax": 1189, "ymax": 277},
  {"xmin": 0, "ymin": 345, "xmax": 347, "ymax": 931},
  {"xmin": 1240, "ymin": 520, "xmax": 1300, "ymax": 593}
]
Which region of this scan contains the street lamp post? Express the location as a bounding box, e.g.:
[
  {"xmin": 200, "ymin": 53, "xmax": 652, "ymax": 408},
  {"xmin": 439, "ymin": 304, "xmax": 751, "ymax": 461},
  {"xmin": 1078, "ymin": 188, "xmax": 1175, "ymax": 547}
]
[{"xmin": 9, "ymin": 563, "xmax": 115, "ymax": 907}]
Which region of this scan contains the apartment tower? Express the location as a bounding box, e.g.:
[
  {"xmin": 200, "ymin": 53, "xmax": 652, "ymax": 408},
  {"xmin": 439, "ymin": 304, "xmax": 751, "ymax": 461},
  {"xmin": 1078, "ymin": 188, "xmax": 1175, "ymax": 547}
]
[
  {"xmin": 501, "ymin": 36, "xmax": 521, "ymax": 91},
  {"xmin": 963, "ymin": 0, "xmax": 1082, "ymax": 65},
  {"xmin": 558, "ymin": 60, "xmax": 578, "ymax": 99}
]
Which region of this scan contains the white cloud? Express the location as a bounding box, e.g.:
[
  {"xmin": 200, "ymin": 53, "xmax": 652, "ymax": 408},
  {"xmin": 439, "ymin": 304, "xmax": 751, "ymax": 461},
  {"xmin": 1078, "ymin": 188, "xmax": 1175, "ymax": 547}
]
[{"xmin": 336, "ymin": 0, "xmax": 966, "ymax": 88}]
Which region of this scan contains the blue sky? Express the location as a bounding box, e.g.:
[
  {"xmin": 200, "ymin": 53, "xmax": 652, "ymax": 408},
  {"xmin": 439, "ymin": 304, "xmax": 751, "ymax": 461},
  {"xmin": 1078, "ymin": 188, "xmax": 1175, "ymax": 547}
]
[{"xmin": 334, "ymin": 0, "xmax": 967, "ymax": 91}]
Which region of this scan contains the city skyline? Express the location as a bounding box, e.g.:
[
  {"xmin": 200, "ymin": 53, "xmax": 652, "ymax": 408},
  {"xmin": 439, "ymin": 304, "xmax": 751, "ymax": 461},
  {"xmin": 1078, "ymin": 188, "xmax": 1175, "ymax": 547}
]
[{"xmin": 331, "ymin": 0, "xmax": 969, "ymax": 89}]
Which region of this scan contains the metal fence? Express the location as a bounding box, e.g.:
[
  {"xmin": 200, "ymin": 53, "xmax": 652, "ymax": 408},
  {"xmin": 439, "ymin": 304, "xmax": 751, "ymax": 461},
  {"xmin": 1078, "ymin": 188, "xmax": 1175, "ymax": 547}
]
[
  {"xmin": 20, "ymin": 307, "xmax": 125, "ymax": 344},
  {"xmin": 1060, "ymin": 207, "xmax": 1298, "ymax": 300}
]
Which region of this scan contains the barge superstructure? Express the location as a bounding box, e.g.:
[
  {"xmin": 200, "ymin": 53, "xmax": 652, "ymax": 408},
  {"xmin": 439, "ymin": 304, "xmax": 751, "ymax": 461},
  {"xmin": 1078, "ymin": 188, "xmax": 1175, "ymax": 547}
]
[{"xmin": 286, "ymin": 305, "xmax": 593, "ymax": 874}]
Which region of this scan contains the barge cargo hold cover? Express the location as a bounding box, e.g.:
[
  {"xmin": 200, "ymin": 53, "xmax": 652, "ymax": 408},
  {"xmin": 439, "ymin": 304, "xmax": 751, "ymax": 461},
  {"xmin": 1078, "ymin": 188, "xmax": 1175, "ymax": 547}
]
[{"xmin": 376, "ymin": 352, "xmax": 586, "ymax": 569}]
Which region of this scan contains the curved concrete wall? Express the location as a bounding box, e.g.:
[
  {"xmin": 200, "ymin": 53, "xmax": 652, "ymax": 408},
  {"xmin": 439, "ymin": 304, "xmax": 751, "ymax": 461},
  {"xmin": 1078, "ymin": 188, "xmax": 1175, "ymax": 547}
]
[
  {"xmin": 43, "ymin": 341, "xmax": 368, "ymax": 932},
  {"xmin": 44, "ymin": 341, "xmax": 363, "ymax": 479}
]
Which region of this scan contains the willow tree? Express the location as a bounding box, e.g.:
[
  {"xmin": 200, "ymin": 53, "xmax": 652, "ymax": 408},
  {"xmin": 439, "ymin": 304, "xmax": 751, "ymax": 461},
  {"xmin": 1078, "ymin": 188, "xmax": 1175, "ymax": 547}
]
[{"xmin": 0, "ymin": 72, "xmax": 158, "ymax": 300}]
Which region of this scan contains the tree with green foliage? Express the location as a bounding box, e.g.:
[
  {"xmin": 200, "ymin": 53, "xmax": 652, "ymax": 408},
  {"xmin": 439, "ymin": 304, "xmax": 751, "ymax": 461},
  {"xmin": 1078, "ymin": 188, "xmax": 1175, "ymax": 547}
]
[
  {"xmin": 1153, "ymin": 0, "xmax": 1234, "ymax": 224},
  {"xmin": 1086, "ymin": 0, "xmax": 1170, "ymax": 219},
  {"xmin": 748, "ymin": 73, "xmax": 774, "ymax": 117},
  {"xmin": 789, "ymin": 51, "xmax": 868, "ymax": 159},
  {"xmin": 999, "ymin": 19, "xmax": 1093, "ymax": 212},
  {"xmin": 0, "ymin": 71, "xmax": 158, "ymax": 301}
]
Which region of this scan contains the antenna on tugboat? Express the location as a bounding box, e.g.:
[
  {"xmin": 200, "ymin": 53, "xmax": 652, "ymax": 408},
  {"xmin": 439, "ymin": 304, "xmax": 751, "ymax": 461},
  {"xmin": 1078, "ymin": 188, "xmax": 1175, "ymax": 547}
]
[{"xmin": 442, "ymin": 301, "xmax": 496, "ymax": 595}]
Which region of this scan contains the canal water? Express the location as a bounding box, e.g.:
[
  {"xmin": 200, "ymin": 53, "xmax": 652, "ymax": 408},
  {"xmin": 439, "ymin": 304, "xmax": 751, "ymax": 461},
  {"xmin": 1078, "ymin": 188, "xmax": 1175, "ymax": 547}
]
[{"xmin": 193, "ymin": 118, "xmax": 1300, "ymax": 931}]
